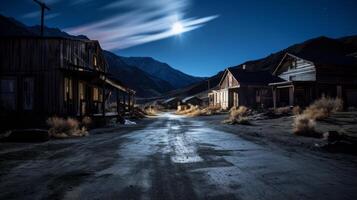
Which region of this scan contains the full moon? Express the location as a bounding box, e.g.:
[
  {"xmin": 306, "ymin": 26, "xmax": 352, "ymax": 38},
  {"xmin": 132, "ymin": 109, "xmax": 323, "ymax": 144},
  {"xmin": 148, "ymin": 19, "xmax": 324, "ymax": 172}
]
[{"xmin": 172, "ymin": 22, "xmax": 184, "ymax": 35}]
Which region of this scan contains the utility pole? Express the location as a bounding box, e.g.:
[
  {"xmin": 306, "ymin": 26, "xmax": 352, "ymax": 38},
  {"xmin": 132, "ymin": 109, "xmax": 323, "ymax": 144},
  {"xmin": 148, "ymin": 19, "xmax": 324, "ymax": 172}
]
[{"xmin": 33, "ymin": 0, "xmax": 50, "ymax": 37}]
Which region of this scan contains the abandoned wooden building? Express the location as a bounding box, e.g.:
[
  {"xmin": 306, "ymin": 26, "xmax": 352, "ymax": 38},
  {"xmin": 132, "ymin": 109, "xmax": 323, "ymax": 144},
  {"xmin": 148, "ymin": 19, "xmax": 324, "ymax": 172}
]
[
  {"xmin": 209, "ymin": 67, "xmax": 283, "ymax": 109},
  {"xmin": 0, "ymin": 36, "xmax": 135, "ymax": 129},
  {"xmin": 269, "ymin": 53, "xmax": 357, "ymax": 108}
]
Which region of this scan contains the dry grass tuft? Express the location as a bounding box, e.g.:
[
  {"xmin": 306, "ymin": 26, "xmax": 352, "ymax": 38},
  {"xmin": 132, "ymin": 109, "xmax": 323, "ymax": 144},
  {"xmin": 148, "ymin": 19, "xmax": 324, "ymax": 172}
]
[
  {"xmin": 274, "ymin": 106, "xmax": 291, "ymax": 115},
  {"xmin": 302, "ymin": 97, "xmax": 343, "ymax": 120},
  {"xmin": 223, "ymin": 106, "xmax": 251, "ymax": 125},
  {"xmin": 144, "ymin": 106, "xmax": 160, "ymax": 116},
  {"xmin": 292, "ymin": 97, "xmax": 343, "ymax": 137},
  {"xmin": 176, "ymin": 105, "xmax": 222, "ymax": 117},
  {"xmin": 47, "ymin": 117, "xmax": 89, "ymax": 138},
  {"xmin": 82, "ymin": 116, "xmax": 92, "ymax": 128},
  {"xmin": 292, "ymin": 106, "xmax": 302, "ymax": 115},
  {"xmin": 292, "ymin": 114, "xmax": 319, "ymax": 137}
]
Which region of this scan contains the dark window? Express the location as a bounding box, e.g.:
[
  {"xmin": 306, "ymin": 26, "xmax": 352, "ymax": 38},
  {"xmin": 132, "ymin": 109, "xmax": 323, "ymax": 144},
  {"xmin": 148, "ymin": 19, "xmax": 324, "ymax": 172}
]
[
  {"xmin": 290, "ymin": 61, "xmax": 297, "ymax": 70},
  {"xmin": 23, "ymin": 78, "xmax": 34, "ymax": 110},
  {"xmin": 64, "ymin": 77, "xmax": 73, "ymax": 102},
  {"xmin": 0, "ymin": 78, "xmax": 16, "ymax": 111}
]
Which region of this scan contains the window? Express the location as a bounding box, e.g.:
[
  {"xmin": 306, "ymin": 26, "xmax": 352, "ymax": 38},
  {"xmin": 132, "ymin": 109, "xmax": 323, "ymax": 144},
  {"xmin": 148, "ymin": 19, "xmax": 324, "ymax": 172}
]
[
  {"xmin": 93, "ymin": 87, "xmax": 103, "ymax": 102},
  {"xmin": 228, "ymin": 75, "xmax": 233, "ymax": 87},
  {"xmin": 289, "ymin": 75, "xmax": 296, "ymax": 81},
  {"xmin": 64, "ymin": 77, "xmax": 73, "ymax": 102},
  {"xmin": 93, "ymin": 55, "xmax": 98, "ymax": 67},
  {"xmin": 79, "ymin": 82, "xmax": 85, "ymax": 100},
  {"xmin": 23, "ymin": 78, "xmax": 34, "ymax": 110},
  {"xmin": 290, "ymin": 60, "xmax": 297, "ymax": 70},
  {"xmin": 0, "ymin": 78, "xmax": 16, "ymax": 111}
]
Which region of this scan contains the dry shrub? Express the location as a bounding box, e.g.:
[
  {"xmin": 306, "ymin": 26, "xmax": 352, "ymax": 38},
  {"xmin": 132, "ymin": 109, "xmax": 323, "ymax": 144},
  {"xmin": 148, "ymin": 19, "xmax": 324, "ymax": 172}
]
[
  {"xmin": 82, "ymin": 116, "xmax": 92, "ymax": 128},
  {"xmin": 144, "ymin": 106, "xmax": 159, "ymax": 116},
  {"xmin": 47, "ymin": 117, "xmax": 88, "ymax": 138},
  {"xmin": 200, "ymin": 105, "xmax": 222, "ymax": 116},
  {"xmin": 292, "ymin": 97, "xmax": 342, "ymax": 137},
  {"xmin": 223, "ymin": 106, "xmax": 251, "ymax": 125},
  {"xmin": 176, "ymin": 104, "xmax": 199, "ymax": 115},
  {"xmin": 177, "ymin": 105, "xmax": 189, "ymax": 112},
  {"xmin": 274, "ymin": 106, "xmax": 291, "ymax": 115},
  {"xmin": 230, "ymin": 106, "xmax": 249, "ymax": 119},
  {"xmin": 292, "ymin": 106, "xmax": 302, "ymax": 115},
  {"xmin": 176, "ymin": 105, "xmax": 222, "ymax": 117},
  {"xmin": 302, "ymin": 97, "xmax": 343, "ymax": 120},
  {"xmin": 292, "ymin": 114, "xmax": 319, "ymax": 137}
]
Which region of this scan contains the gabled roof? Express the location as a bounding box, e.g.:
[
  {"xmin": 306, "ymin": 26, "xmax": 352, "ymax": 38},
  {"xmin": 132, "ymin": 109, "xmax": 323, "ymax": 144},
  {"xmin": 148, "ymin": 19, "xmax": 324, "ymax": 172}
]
[
  {"xmin": 273, "ymin": 52, "xmax": 357, "ymax": 75},
  {"xmin": 182, "ymin": 96, "xmax": 201, "ymax": 103},
  {"xmin": 219, "ymin": 67, "xmax": 284, "ymax": 86},
  {"xmin": 163, "ymin": 97, "xmax": 180, "ymax": 104}
]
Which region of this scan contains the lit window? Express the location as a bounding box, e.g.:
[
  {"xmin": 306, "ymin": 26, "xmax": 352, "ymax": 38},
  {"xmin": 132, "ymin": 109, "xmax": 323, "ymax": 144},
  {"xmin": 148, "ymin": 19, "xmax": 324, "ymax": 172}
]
[
  {"xmin": 93, "ymin": 88, "xmax": 102, "ymax": 102},
  {"xmin": 93, "ymin": 55, "xmax": 97, "ymax": 67},
  {"xmin": 79, "ymin": 82, "xmax": 85, "ymax": 100},
  {"xmin": 93, "ymin": 88, "xmax": 99, "ymax": 101}
]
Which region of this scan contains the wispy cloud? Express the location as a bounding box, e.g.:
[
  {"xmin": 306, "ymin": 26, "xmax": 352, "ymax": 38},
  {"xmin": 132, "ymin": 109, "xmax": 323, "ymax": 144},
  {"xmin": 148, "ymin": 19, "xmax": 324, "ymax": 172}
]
[
  {"xmin": 65, "ymin": 0, "xmax": 218, "ymax": 50},
  {"xmin": 22, "ymin": 11, "xmax": 60, "ymax": 20},
  {"xmin": 70, "ymin": 0, "xmax": 94, "ymax": 6},
  {"xmin": 43, "ymin": 0, "xmax": 62, "ymax": 5}
]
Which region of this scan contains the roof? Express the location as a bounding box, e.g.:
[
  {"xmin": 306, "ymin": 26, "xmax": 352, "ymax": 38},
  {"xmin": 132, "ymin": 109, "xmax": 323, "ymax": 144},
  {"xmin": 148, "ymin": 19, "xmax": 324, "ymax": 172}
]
[
  {"xmin": 293, "ymin": 52, "xmax": 357, "ymax": 66},
  {"xmin": 182, "ymin": 96, "xmax": 201, "ymax": 103},
  {"xmin": 274, "ymin": 52, "xmax": 357, "ymax": 74},
  {"xmin": 163, "ymin": 97, "xmax": 179, "ymax": 104},
  {"xmin": 0, "ymin": 35, "xmax": 97, "ymax": 43},
  {"xmin": 221, "ymin": 67, "xmax": 284, "ymax": 86}
]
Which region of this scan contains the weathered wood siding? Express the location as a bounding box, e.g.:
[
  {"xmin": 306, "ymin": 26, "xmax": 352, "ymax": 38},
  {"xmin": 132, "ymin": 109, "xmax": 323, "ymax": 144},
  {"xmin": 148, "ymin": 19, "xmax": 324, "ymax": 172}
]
[
  {"xmin": 276, "ymin": 57, "xmax": 316, "ymax": 81},
  {"xmin": 220, "ymin": 71, "xmax": 239, "ymax": 89},
  {"xmin": 0, "ymin": 37, "xmax": 108, "ymax": 116}
]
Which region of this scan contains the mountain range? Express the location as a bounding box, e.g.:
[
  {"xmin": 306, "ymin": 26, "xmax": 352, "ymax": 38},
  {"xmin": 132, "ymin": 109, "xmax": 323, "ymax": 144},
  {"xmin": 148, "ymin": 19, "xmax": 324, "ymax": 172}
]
[
  {"xmin": 0, "ymin": 14, "xmax": 204, "ymax": 98},
  {"xmin": 168, "ymin": 35, "xmax": 357, "ymax": 98}
]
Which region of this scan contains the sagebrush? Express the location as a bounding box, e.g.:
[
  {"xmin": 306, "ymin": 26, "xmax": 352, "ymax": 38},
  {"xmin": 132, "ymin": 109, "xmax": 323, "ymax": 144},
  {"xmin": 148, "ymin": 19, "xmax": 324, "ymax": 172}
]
[
  {"xmin": 47, "ymin": 116, "xmax": 89, "ymax": 138},
  {"xmin": 176, "ymin": 104, "xmax": 222, "ymax": 117},
  {"xmin": 223, "ymin": 106, "xmax": 250, "ymax": 125},
  {"xmin": 292, "ymin": 97, "xmax": 342, "ymax": 137}
]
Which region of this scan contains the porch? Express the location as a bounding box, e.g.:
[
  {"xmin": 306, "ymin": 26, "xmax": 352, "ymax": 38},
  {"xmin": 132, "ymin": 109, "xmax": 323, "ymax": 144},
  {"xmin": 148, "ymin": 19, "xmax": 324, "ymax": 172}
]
[{"xmin": 270, "ymin": 81, "xmax": 316, "ymax": 108}]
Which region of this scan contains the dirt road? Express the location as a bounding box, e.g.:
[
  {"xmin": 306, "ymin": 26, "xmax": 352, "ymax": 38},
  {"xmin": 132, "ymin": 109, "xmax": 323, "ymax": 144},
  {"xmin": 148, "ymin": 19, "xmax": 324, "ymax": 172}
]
[{"xmin": 1, "ymin": 113, "xmax": 357, "ymax": 200}]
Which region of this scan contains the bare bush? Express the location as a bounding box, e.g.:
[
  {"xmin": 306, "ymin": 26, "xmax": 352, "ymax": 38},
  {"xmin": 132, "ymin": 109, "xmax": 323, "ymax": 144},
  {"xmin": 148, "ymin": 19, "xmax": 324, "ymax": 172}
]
[
  {"xmin": 47, "ymin": 117, "xmax": 88, "ymax": 138},
  {"xmin": 230, "ymin": 106, "xmax": 249, "ymax": 119},
  {"xmin": 274, "ymin": 106, "xmax": 291, "ymax": 115},
  {"xmin": 176, "ymin": 104, "xmax": 222, "ymax": 117},
  {"xmin": 292, "ymin": 114, "xmax": 319, "ymax": 137},
  {"xmin": 223, "ymin": 106, "xmax": 251, "ymax": 125},
  {"xmin": 303, "ymin": 97, "xmax": 343, "ymax": 120},
  {"xmin": 82, "ymin": 116, "xmax": 92, "ymax": 128},
  {"xmin": 144, "ymin": 106, "xmax": 159, "ymax": 116},
  {"xmin": 292, "ymin": 97, "xmax": 342, "ymax": 137},
  {"xmin": 292, "ymin": 106, "xmax": 302, "ymax": 115}
]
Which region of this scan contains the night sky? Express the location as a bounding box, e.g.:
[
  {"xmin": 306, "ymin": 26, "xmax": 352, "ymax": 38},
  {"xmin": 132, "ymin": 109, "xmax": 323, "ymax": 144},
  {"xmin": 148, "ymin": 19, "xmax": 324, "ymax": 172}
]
[{"xmin": 1, "ymin": 0, "xmax": 357, "ymax": 76}]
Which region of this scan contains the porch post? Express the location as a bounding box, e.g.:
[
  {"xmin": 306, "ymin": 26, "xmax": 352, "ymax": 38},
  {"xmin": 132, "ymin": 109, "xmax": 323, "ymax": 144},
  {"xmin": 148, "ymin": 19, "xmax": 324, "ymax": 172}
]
[
  {"xmin": 272, "ymin": 87, "xmax": 276, "ymax": 109},
  {"xmin": 102, "ymin": 85, "xmax": 105, "ymax": 116},
  {"xmin": 128, "ymin": 94, "xmax": 131, "ymax": 112},
  {"xmin": 289, "ymin": 86, "xmax": 294, "ymax": 107},
  {"xmin": 116, "ymin": 89, "xmax": 120, "ymax": 115},
  {"xmin": 123, "ymin": 93, "xmax": 126, "ymax": 113}
]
